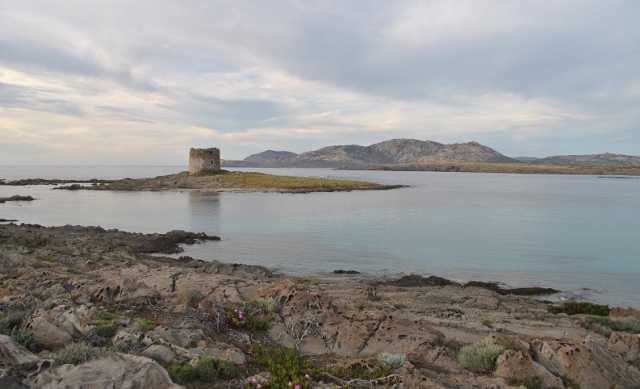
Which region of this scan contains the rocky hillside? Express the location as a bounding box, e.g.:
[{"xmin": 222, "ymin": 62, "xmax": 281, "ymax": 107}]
[
  {"xmin": 533, "ymin": 153, "xmax": 640, "ymax": 167},
  {"xmin": 224, "ymin": 139, "xmax": 515, "ymax": 168}
]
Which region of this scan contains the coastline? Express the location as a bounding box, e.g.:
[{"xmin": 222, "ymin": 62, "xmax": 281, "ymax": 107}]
[
  {"xmin": 2, "ymin": 222, "xmax": 640, "ymax": 388},
  {"xmin": 347, "ymin": 162, "xmax": 640, "ymax": 176}
]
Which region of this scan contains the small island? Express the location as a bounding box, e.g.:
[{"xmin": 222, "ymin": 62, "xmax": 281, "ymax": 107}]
[{"xmin": 53, "ymin": 147, "xmax": 404, "ymax": 193}]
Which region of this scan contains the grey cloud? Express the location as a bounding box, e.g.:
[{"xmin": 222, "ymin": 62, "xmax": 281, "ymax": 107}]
[
  {"xmin": 0, "ymin": 38, "xmax": 158, "ymax": 92},
  {"xmin": 166, "ymin": 93, "xmax": 286, "ymax": 131},
  {"xmin": 0, "ymin": 82, "xmax": 85, "ymax": 117}
]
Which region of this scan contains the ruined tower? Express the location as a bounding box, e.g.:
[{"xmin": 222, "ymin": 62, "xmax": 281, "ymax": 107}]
[{"xmin": 188, "ymin": 147, "xmax": 221, "ymax": 175}]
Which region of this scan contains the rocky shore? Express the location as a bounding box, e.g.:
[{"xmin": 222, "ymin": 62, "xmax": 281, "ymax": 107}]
[
  {"xmin": 1, "ymin": 223, "xmax": 640, "ymax": 388},
  {"xmin": 0, "ymin": 196, "xmax": 35, "ymax": 204},
  {"xmin": 0, "ymin": 179, "xmax": 113, "ymax": 186}
]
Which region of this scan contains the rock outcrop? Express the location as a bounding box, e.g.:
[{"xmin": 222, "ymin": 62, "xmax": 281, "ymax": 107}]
[
  {"xmin": 30, "ymin": 354, "xmax": 182, "ymax": 389},
  {"xmin": 1, "ymin": 223, "xmax": 640, "ymax": 388}
]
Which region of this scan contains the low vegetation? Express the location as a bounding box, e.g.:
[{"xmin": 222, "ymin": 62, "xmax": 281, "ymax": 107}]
[
  {"xmin": 251, "ymin": 345, "xmax": 311, "ymax": 389},
  {"xmin": 328, "ymin": 359, "xmax": 395, "ymax": 383},
  {"xmin": 582, "ymin": 316, "xmax": 640, "ymax": 334},
  {"xmin": 0, "ymin": 310, "xmax": 40, "ymax": 352},
  {"xmin": 457, "ymin": 341, "xmax": 505, "ymax": 373},
  {"xmin": 10, "ymin": 328, "xmax": 39, "ymax": 352},
  {"xmin": 135, "ymin": 318, "xmax": 156, "ymax": 333},
  {"xmin": 55, "ymin": 342, "xmax": 102, "ymax": 365},
  {"xmin": 508, "ymin": 376, "xmax": 543, "ymax": 389},
  {"xmin": 0, "ymin": 310, "xmax": 26, "ymax": 334},
  {"xmin": 168, "ymin": 356, "xmax": 240, "ymax": 384},
  {"xmin": 548, "ymin": 302, "xmax": 610, "ymax": 316},
  {"xmin": 84, "ymin": 171, "xmax": 399, "ymax": 193},
  {"xmin": 226, "ymin": 301, "xmax": 275, "ymax": 332},
  {"xmin": 93, "ymin": 311, "xmax": 121, "ymax": 338}
]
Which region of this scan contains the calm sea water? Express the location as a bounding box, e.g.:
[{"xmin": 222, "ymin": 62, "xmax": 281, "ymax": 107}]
[{"xmin": 1, "ymin": 165, "xmax": 639, "ymax": 307}]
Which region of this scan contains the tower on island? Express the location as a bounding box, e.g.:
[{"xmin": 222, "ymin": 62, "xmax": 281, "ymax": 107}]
[{"xmin": 188, "ymin": 147, "xmax": 221, "ymax": 175}]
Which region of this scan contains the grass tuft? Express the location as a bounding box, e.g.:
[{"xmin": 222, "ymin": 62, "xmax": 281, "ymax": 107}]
[
  {"xmin": 457, "ymin": 342, "xmax": 504, "ymax": 373},
  {"xmin": 55, "ymin": 342, "xmax": 102, "ymax": 365},
  {"xmin": 168, "ymin": 357, "xmax": 240, "ymax": 384}
]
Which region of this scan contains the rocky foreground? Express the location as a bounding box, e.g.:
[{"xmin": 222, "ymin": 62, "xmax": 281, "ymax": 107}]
[{"xmin": 1, "ymin": 224, "xmax": 640, "ymax": 388}]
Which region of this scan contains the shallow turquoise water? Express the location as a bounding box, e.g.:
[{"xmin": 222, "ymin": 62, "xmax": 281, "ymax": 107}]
[{"xmin": 1, "ymin": 166, "xmax": 639, "ymax": 307}]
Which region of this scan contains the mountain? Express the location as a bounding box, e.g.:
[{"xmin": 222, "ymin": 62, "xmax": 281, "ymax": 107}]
[
  {"xmin": 534, "ymin": 153, "xmax": 640, "ymax": 167},
  {"xmin": 223, "ymin": 139, "xmax": 515, "ymax": 168},
  {"xmin": 245, "ymin": 150, "xmax": 298, "ymax": 166}
]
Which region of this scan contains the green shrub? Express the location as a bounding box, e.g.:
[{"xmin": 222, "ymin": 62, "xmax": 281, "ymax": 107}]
[
  {"xmin": 509, "ymin": 376, "xmax": 543, "ymax": 389},
  {"xmin": 548, "ymin": 302, "xmax": 610, "ymax": 316},
  {"xmin": 168, "ymin": 363, "xmax": 199, "ymax": 384},
  {"xmin": 583, "ymin": 316, "xmax": 640, "ymax": 334},
  {"xmin": 227, "ymin": 306, "xmax": 272, "ymax": 332},
  {"xmin": 199, "ymin": 357, "xmax": 240, "ymax": 380},
  {"xmin": 95, "ymin": 323, "xmax": 118, "ymax": 338},
  {"xmin": 135, "ymin": 318, "xmax": 156, "ymax": 332},
  {"xmin": 55, "ymin": 342, "xmax": 101, "ymax": 365},
  {"xmin": 93, "ymin": 311, "xmax": 120, "ymax": 338},
  {"xmin": 95, "ymin": 311, "xmax": 119, "ymax": 322},
  {"xmin": 168, "ymin": 357, "xmax": 240, "ymax": 384},
  {"xmin": 0, "ymin": 311, "xmax": 26, "ymax": 334},
  {"xmin": 251, "ymin": 345, "xmax": 310, "ymax": 389},
  {"xmin": 10, "ymin": 328, "xmax": 39, "ymax": 352},
  {"xmin": 457, "ymin": 342, "xmax": 504, "ymax": 373}
]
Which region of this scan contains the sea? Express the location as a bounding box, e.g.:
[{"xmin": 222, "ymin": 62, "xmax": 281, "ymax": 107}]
[{"xmin": 1, "ymin": 165, "xmax": 639, "ymax": 307}]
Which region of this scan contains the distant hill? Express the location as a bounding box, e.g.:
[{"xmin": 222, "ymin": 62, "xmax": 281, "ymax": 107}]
[
  {"xmin": 224, "ymin": 139, "xmax": 515, "ymax": 168},
  {"xmin": 514, "ymin": 156, "xmax": 540, "ymax": 163},
  {"xmin": 533, "ymin": 153, "xmax": 640, "ymax": 167}
]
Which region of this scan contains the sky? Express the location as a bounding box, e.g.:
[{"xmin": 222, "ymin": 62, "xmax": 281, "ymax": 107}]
[{"xmin": 1, "ymin": 0, "xmax": 639, "ymax": 164}]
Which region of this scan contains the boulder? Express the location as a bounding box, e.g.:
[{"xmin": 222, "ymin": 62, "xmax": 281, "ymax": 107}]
[
  {"xmin": 142, "ymin": 344, "xmax": 177, "ymax": 365},
  {"xmin": 494, "ymin": 350, "xmax": 564, "ymax": 388},
  {"xmin": 30, "ymin": 353, "xmax": 183, "ymax": 389},
  {"xmin": 532, "ymin": 336, "xmax": 640, "ymax": 389},
  {"xmin": 407, "ymin": 342, "xmax": 460, "ymax": 372},
  {"xmin": 26, "ymin": 305, "xmax": 95, "ymax": 350},
  {"xmin": 608, "ymin": 332, "xmax": 640, "ymax": 366},
  {"xmin": 0, "ymin": 335, "xmax": 47, "ymax": 389},
  {"xmin": 149, "ymin": 326, "xmax": 206, "ymax": 349},
  {"xmin": 0, "ymin": 335, "xmax": 41, "ymax": 370}
]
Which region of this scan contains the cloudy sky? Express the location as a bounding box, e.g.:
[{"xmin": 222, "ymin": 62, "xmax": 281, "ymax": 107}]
[{"xmin": 1, "ymin": 0, "xmax": 639, "ymax": 164}]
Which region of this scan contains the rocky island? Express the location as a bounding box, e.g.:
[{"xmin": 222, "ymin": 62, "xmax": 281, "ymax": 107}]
[
  {"xmin": 1, "ymin": 222, "xmax": 640, "ymax": 388},
  {"xmin": 54, "ymin": 171, "xmax": 403, "ymax": 193}
]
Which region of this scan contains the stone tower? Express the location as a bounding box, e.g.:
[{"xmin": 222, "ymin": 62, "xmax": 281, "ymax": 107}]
[{"xmin": 188, "ymin": 147, "xmax": 221, "ymax": 175}]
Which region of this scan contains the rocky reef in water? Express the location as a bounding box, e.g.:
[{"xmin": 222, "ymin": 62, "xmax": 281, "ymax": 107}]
[{"xmin": 1, "ymin": 223, "xmax": 640, "ymax": 388}]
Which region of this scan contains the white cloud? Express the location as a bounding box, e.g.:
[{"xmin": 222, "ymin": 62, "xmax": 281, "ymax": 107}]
[{"xmin": 0, "ymin": 0, "xmax": 639, "ymax": 163}]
